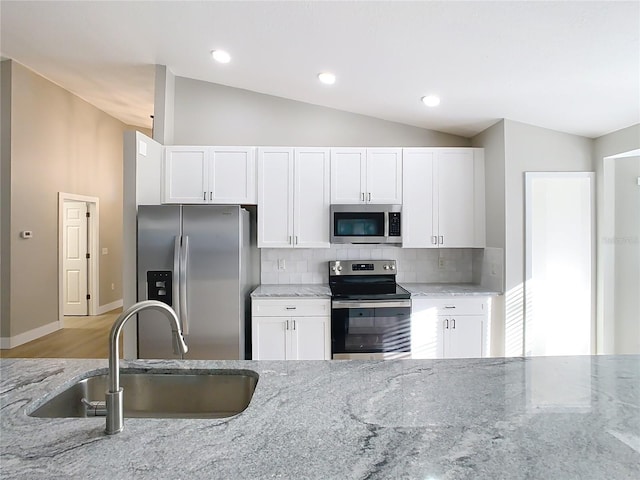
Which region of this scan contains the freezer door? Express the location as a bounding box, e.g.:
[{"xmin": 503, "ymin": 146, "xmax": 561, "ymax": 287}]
[
  {"xmin": 182, "ymin": 205, "xmax": 243, "ymax": 359},
  {"xmin": 137, "ymin": 205, "xmax": 182, "ymax": 359}
]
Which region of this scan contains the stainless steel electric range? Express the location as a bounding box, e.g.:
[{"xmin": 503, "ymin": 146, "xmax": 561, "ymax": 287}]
[{"xmin": 329, "ymin": 260, "xmax": 412, "ymax": 359}]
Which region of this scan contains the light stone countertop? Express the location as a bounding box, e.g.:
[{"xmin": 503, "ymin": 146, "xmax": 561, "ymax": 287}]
[
  {"xmin": 250, "ymin": 284, "xmax": 331, "ymax": 298},
  {"xmin": 1, "ymin": 356, "xmax": 639, "ymax": 479},
  {"xmin": 401, "ymin": 283, "xmax": 502, "ymax": 297},
  {"xmin": 251, "ymin": 283, "xmax": 501, "ymax": 299}
]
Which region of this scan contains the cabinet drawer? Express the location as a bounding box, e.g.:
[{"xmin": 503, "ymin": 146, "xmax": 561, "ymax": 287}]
[
  {"xmin": 414, "ymin": 297, "xmax": 487, "ymax": 315},
  {"xmin": 252, "ymin": 298, "xmax": 330, "ymax": 317}
]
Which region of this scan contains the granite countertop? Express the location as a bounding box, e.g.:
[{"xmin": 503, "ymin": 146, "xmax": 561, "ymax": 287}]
[
  {"xmin": 250, "ymin": 284, "xmax": 331, "ymax": 298},
  {"xmin": 251, "ymin": 284, "xmax": 500, "ymax": 299},
  {"xmin": 401, "ymin": 283, "xmax": 502, "ymax": 297},
  {"xmin": 1, "ymin": 356, "xmax": 639, "ymax": 479}
]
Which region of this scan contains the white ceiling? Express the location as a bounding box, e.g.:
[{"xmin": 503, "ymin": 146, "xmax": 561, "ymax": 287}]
[{"xmin": 1, "ymin": 1, "xmax": 639, "ymax": 139}]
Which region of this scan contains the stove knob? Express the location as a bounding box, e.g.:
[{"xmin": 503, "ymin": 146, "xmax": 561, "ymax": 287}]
[
  {"xmin": 383, "ymin": 264, "xmax": 390, "ymax": 270},
  {"xmin": 390, "ymin": 264, "xmax": 395, "ymax": 270},
  {"xmin": 337, "ymin": 265, "xmax": 343, "ymax": 272},
  {"xmin": 331, "ymin": 265, "xmax": 337, "ymax": 272}
]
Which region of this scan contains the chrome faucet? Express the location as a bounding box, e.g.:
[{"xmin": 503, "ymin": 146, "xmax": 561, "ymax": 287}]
[{"xmin": 105, "ymin": 300, "xmax": 188, "ymax": 435}]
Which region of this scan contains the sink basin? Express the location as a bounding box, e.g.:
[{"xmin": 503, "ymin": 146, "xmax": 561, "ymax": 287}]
[{"xmin": 29, "ymin": 370, "xmax": 258, "ymax": 419}]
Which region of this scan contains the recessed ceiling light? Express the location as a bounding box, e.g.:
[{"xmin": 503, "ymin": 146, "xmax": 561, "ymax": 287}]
[
  {"xmin": 318, "ymin": 72, "xmax": 336, "ymax": 85},
  {"xmin": 211, "ymin": 50, "xmax": 231, "ymax": 64},
  {"xmin": 421, "ymin": 95, "xmax": 441, "ymax": 107}
]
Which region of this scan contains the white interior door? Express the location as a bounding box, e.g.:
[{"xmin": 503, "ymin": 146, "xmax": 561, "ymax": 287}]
[
  {"xmin": 63, "ymin": 201, "xmax": 88, "ymax": 315},
  {"xmin": 525, "ymin": 172, "xmax": 594, "ymax": 356}
]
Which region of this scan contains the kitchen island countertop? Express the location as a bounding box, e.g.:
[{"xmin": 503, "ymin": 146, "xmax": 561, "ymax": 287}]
[{"xmin": 1, "ymin": 356, "xmax": 638, "ymax": 479}]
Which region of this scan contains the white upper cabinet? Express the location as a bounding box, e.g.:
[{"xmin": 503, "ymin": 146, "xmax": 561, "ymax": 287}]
[
  {"xmin": 209, "ymin": 147, "xmax": 256, "ymax": 204},
  {"xmin": 164, "ymin": 147, "xmax": 208, "ymax": 204},
  {"xmin": 163, "ymin": 146, "xmax": 256, "ymax": 204},
  {"xmin": 294, "ymin": 148, "xmax": 331, "ymax": 248},
  {"xmin": 330, "ymin": 148, "xmax": 402, "ymax": 204},
  {"xmin": 330, "ymin": 148, "xmax": 366, "ymax": 204},
  {"xmin": 403, "ymin": 148, "xmax": 485, "ymax": 248},
  {"xmin": 258, "ymin": 147, "xmax": 294, "ymax": 248},
  {"xmin": 258, "ymin": 147, "xmax": 330, "ymax": 248}
]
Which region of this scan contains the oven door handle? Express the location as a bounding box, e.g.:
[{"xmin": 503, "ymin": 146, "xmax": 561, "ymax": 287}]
[{"xmin": 332, "ymin": 300, "xmax": 411, "ymax": 309}]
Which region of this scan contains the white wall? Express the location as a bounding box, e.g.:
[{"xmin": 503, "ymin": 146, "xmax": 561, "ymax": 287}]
[
  {"xmin": 173, "ymin": 77, "xmax": 470, "ymax": 147},
  {"xmin": 612, "ymin": 156, "xmax": 640, "ymax": 353},
  {"xmin": 502, "ymin": 120, "xmax": 593, "ymax": 356}
]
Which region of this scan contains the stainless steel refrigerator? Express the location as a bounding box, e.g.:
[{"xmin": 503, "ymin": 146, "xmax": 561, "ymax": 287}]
[{"xmin": 137, "ymin": 205, "xmax": 259, "ymax": 360}]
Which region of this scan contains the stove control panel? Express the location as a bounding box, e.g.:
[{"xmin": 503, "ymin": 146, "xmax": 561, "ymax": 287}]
[{"xmin": 329, "ymin": 260, "xmax": 397, "ymax": 276}]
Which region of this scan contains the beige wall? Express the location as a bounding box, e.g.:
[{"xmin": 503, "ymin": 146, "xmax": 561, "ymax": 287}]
[
  {"xmin": 0, "ymin": 61, "xmax": 12, "ymax": 337},
  {"xmin": 3, "ymin": 61, "xmax": 130, "ymax": 338}
]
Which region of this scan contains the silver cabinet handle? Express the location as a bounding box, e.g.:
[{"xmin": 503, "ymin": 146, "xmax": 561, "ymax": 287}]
[
  {"xmin": 209, "ymin": 191, "xmax": 212, "ymax": 201},
  {"xmin": 286, "ymin": 306, "xmax": 296, "ymax": 310},
  {"xmin": 288, "ymin": 235, "xmax": 292, "ymax": 245},
  {"xmin": 292, "ymin": 320, "xmax": 296, "ymax": 330},
  {"xmin": 439, "ymin": 236, "xmax": 444, "ymax": 244},
  {"xmin": 295, "ymin": 236, "xmax": 298, "ymax": 245},
  {"xmin": 203, "ymin": 192, "xmax": 206, "ymax": 201},
  {"xmin": 444, "ymin": 306, "xmax": 456, "ymax": 309},
  {"xmin": 431, "ymin": 236, "xmax": 438, "ymax": 245},
  {"xmin": 445, "ymin": 319, "xmax": 449, "ymax": 329},
  {"xmin": 451, "ymin": 318, "xmax": 456, "ymax": 329},
  {"xmin": 286, "ymin": 320, "xmax": 290, "ymax": 330},
  {"xmin": 361, "ymin": 192, "xmax": 365, "ymax": 202},
  {"xmin": 368, "ymin": 192, "xmax": 371, "ymax": 202}
]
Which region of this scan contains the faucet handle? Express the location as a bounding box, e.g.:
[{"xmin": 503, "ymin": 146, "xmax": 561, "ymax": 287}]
[{"xmin": 172, "ymin": 331, "xmax": 189, "ymax": 357}]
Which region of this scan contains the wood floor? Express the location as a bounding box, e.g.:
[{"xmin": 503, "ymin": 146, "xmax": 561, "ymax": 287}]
[{"xmin": 0, "ymin": 308, "xmax": 123, "ymax": 359}]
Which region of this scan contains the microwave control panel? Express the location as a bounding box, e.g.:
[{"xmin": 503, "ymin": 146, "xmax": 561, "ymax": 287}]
[{"xmin": 388, "ymin": 212, "xmax": 401, "ymax": 236}]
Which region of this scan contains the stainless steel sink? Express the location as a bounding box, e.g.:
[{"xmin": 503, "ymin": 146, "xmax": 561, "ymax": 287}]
[{"xmin": 29, "ymin": 370, "xmax": 258, "ymax": 419}]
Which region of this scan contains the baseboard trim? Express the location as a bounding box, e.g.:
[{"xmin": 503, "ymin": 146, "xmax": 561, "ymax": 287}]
[
  {"xmin": 97, "ymin": 299, "xmax": 123, "ymax": 315},
  {"xmin": 0, "ymin": 320, "xmax": 62, "ymax": 349}
]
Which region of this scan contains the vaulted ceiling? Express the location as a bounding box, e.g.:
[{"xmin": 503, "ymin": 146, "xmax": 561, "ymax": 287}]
[{"xmin": 1, "ymin": 1, "xmax": 638, "ymax": 138}]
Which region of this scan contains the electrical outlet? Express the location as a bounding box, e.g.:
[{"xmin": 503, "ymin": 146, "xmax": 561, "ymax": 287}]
[
  {"xmin": 111, "ymin": 283, "xmax": 115, "ymax": 291},
  {"xmin": 278, "ymin": 259, "xmax": 286, "ymax": 271},
  {"xmin": 438, "ymin": 258, "xmax": 445, "ymax": 269},
  {"xmin": 491, "ymin": 263, "xmax": 497, "ymax": 276}
]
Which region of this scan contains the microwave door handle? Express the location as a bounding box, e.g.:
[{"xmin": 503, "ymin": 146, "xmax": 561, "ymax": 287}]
[
  {"xmin": 179, "ymin": 235, "xmax": 189, "ymax": 335},
  {"xmin": 172, "ymin": 236, "xmax": 181, "ymax": 321}
]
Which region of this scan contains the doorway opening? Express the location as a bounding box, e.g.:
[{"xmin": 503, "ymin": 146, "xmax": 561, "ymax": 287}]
[
  {"xmin": 58, "ymin": 192, "xmax": 99, "ymax": 324},
  {"xmin": 601, "ymin": 150, "xmax": 640, "ymax": 354}
]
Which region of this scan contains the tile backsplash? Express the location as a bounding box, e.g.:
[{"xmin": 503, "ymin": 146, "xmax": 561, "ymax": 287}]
[{"xmin": 260, "ymin": 245, "xmax": 481, "ymax": 284}]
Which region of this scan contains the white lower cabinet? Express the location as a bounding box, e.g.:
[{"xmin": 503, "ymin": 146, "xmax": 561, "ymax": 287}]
[
  {"xmin": 252, "ymin": 298, "xmax": 331, "ymax": 360},
  {"xmin": 411, "ymin": 297, "xmax": 488, "ymax": 359}
]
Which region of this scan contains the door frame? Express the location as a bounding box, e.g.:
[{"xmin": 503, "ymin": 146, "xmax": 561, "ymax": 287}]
[
  {"xmin": 58, "ymin": 192, "xmax": 99, "ymax": 325},
  {"xmin": 600, "ymin": 149, "xmax": 640, "ymax": 354}
]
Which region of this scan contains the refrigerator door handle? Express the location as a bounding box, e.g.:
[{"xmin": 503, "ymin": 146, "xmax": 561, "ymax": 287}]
[
  {"xmin": 180, "ymin": 235, "xmax": 190, "ymax": 335},
  {"xmin": 172, "ymin": 236, "xmax": 181, "ymax": 322}
]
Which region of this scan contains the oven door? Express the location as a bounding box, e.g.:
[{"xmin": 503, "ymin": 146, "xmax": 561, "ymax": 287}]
[{"xmin": 331, "ymin": 300, "xmax": 411, "ymax": 358}]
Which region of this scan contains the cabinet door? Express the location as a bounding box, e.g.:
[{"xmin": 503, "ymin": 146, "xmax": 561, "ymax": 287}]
[
  {"xmin": 402, "ymin": 148, "xmax": 436, "ymax": 248},
  {"xmin": 410, "ymin": 299, "xmax": 444, "ymax": 358},
  {"xmin": 209, "ymin": 147, "xmax": 256, "ymax": 204},
  {"xmin": 294, "ymin": 148, "xmax": 330, "ymax": 248},
  {"xmin": 252, "ymin": 317, "xmax": 288, "ymax": 360},
  {"xmin": 444, "ymin": 315, "xmax": 484, "ymax": 359},
  {"xmin": 436, "ymin": 150, "xmax": 476, "ymax": 247},
  {"xmin": 163, "ymin": 147, "xmax": 208, "ymax": 204},
  {"xmin": 291, "ymin": 316, "xmax": 331, "ymax": 360},
  {"xmin": 330, "ymin": 148, "xmax": 366, "ymax": 204},
  {"xmin": 366, "ymin": 148, "xmax": 403, "ymax": 204},
  {"xmin": 257, "ymin": 148, "xmax": 294, "ymax": 248}
]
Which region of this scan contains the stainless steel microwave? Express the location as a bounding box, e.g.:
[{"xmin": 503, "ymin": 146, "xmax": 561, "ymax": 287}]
[{"xmin": 330, "ymin": 204, "xmax": 402, "ymax": 244}]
